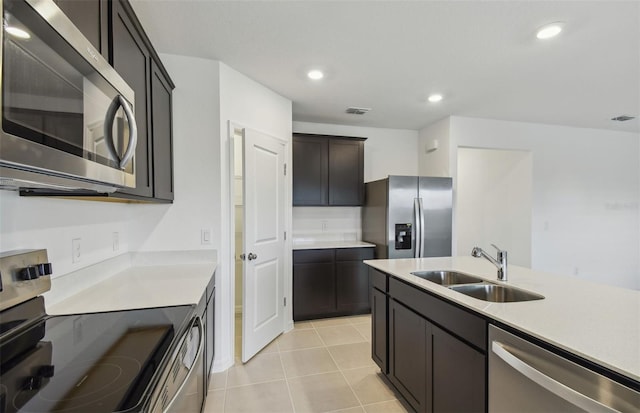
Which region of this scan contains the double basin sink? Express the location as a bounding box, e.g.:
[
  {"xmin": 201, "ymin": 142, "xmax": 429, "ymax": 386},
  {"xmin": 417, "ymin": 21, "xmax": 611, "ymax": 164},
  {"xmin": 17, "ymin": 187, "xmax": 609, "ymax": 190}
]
[{"xmin": 410, "ymin": 270, "xmax": 544, "ymax": 302}]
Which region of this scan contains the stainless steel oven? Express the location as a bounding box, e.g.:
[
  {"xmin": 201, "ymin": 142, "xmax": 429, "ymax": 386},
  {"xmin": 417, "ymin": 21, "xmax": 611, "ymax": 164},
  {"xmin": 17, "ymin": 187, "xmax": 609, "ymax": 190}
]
[
  {"xmin": 0, "ymin": 0, "xmax": 137, "ymax": 192},
  {"xmin": 0, "ymin": 250, "xmax": 205, "ymax": 413}
]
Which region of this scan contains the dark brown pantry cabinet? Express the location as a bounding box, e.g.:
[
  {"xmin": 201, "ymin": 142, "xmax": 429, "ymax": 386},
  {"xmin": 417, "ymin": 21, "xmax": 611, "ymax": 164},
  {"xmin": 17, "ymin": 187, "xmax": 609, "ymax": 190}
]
[
  {"xmin": 293, "ymin": 247, "xmax": 374, "ymax": 320},
  {"xmin": 292, "ymin": 134, "xmax": 366, "ymax": 206},
  {"xmin": 370, "ymin": 268, "xmax": 487, "ymax": 413}
]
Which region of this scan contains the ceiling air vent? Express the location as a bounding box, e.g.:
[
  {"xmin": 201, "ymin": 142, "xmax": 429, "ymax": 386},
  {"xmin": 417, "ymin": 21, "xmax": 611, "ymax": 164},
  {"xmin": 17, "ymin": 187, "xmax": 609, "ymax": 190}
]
[
  {"xmin": 611, "ymin": 115, "xmax": 636, "ymax": 122},
  {"xmin": 346, "ymin": 107, "xmax": 371, "ymax": 115}
]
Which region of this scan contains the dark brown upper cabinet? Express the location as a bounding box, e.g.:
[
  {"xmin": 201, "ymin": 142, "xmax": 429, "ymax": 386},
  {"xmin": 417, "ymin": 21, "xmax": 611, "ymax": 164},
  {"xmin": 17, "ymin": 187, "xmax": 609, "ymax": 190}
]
[
  {"xmin": 53, "ymin": 0, "xmax": 108, "ymax": 57},
  {"xmin": 111, "ymin": 0, "xmax": 153, "ymax": 199},
  {"xmin": 293, "ymin": 134, "xmax": 366, "ymax": 206},
  {"xmin": 150, "ymin": 60, "xmax": 174, "ymax": 201},
  {"xmin": 35, "ymin": 0, "xmax": 176, "ymax": 203}
]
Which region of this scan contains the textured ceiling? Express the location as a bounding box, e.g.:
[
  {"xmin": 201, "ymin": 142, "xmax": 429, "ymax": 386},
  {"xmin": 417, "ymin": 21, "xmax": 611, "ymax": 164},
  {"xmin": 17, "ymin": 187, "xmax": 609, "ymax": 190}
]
[{"xmin": 130, "ymin": 0, "xmax": 640, "ymax": 133}]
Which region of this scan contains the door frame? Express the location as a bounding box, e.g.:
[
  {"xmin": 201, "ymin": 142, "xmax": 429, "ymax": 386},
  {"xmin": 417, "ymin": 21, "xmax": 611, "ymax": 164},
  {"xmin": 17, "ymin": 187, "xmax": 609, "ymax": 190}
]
[{"xmin": 227, "ymin": 121, "xmax": 293, "ymax": 363}]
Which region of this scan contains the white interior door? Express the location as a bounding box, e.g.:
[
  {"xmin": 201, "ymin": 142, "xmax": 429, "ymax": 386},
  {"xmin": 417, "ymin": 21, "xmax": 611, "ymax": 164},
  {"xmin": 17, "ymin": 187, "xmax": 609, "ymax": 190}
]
[{"xmin": 242, "ymin": 128, "xmax": 285, "ymax": 363}]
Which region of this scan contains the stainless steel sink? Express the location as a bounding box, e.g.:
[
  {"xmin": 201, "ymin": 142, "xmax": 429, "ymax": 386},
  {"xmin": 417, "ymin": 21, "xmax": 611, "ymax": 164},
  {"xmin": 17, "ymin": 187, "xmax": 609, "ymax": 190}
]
[
  {"xmin": 449, "ymin": 284, "xmax": 544, "ymax": 303},
  {"xmin": 410, "ymin": 270, "xmax": 484, "ymax": 286}
]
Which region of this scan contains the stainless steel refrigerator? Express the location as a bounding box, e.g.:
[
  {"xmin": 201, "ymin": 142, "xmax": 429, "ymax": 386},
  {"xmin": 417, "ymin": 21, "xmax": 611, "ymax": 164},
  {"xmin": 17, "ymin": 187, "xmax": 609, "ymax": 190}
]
[{"xmin": 362, "ymin": 176, "xmax": 453, "ymax": 259}]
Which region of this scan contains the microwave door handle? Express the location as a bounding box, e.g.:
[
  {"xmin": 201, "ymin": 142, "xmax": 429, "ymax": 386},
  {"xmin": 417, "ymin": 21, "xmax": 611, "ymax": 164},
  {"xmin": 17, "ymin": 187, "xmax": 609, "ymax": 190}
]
[
  {"xmin": 491, "ymin": 341, "xmax": 618, "ymax": 413},
  {"xmin": 103, "ymin": 96, "xmax": 121, "ymax": 166},
  {"xmin": 118, "ymin": 96, "xmax": 137, "ymax": 170}
]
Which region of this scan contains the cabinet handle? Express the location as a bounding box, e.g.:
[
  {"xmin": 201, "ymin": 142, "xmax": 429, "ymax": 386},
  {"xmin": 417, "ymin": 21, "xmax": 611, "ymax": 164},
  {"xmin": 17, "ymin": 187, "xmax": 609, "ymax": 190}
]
[{"xmin": 492, "ymin": 341, "xmax": 618, "ymax": 413}]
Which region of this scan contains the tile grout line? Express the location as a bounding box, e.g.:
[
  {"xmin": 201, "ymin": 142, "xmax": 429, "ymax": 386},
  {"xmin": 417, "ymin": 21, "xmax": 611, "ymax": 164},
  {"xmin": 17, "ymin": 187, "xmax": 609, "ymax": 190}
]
[
  {"xmin": 276, "ymin": 335, "xmax": 298, "ymax": 413},
  {"xmin": 314, "ymin": 322, "xmax": 367, "ymax": 412}
]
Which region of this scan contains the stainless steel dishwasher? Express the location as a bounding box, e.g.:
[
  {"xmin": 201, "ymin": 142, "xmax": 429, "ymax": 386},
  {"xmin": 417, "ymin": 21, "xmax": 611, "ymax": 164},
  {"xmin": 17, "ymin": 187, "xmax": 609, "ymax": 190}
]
[{"xmin": 489, "ymin": 325, "xmax": 640, "ymax": 412}]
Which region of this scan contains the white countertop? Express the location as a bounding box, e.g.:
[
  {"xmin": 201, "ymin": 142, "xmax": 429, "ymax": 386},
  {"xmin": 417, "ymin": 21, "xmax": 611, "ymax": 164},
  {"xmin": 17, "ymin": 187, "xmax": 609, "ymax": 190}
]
[
  {"xmin": 365, "ymin": 257, "xmax": 640, "ymax": 383},
  {"xmin": 46, "ymin": 250, "xmax": 217, "ymax": 314},
  {"xmin": 293, "ymin": 240, "xmax": 375, "ymax": 250}
]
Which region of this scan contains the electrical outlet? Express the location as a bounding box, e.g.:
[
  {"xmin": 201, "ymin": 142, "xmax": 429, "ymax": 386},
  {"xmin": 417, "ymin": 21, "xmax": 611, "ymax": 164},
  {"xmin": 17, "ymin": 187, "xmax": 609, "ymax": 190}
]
[
  {"xmin": 201, "ymin": 228, "xmax": 211, "ymax": 245},
  {"xmin": 113, "ymin": 232, "xmax": 120, "ymax": 252},
  {"xmin": 72, "ymin": 238, "xmax": 81, "ymax": 263}
]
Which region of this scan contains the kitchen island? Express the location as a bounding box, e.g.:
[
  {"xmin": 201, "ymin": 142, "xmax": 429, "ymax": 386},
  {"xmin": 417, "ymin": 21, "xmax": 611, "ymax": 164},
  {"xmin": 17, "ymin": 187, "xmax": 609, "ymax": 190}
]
[{"xmin": 366, "ymin": 256, "xmax": 639, "ymax": 412}]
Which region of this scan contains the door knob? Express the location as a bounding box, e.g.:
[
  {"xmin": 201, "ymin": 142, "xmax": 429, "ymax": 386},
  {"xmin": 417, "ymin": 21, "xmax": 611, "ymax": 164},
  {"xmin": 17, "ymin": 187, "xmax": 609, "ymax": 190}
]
[
  {"xmin": 247, "ymin": 253, "xmax": 258, "ymax": 261},
  {"xmin": 239, "ymin": 253, "xmax": 246, "ymax": 261}
]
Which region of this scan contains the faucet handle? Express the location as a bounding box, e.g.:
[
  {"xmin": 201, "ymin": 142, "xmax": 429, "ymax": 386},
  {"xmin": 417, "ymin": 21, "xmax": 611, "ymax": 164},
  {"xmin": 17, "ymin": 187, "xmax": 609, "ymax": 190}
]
[{"xmin": 491, "ymin": 243, "xmax": 503, "ymax": 252}]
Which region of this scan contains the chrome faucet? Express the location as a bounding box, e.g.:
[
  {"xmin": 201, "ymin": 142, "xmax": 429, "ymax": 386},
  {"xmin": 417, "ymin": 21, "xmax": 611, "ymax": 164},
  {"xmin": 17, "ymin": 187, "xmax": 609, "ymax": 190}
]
[{"xmin": 471, "ymin": 244, "xmax": 508, "ymax": 281}]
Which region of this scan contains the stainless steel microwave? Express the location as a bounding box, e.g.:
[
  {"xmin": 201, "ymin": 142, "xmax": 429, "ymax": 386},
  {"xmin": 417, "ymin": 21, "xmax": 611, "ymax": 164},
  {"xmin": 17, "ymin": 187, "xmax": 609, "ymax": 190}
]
[{"xmin": 0, "ymin": 0, "xmax": 137, "ymax": 192}]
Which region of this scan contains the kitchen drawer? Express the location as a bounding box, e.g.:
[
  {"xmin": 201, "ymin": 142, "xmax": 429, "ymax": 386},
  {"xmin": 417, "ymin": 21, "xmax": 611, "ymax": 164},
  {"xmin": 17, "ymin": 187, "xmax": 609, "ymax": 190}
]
[
  {"xmin": 370, "ymin": 268, "xmax": 388, "ymax": 292},
  {"xmin": 293, "ymin": 249, "xmax": 334, "ymax": 264},
  {"xmin": 389, "ymin": 277, "xmax": 486, "ymax": 351},
  {"xmin": 336, "ymin": 247, "xmax": 374, "ymax": 261}
]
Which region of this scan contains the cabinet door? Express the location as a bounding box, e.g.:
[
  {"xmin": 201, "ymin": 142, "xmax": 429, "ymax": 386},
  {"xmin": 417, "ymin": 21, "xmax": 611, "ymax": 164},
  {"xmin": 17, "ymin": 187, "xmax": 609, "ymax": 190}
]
[
  {"xmin": 371, "ymin": 288, "xmax": 388, "ymax": 373},
  {"xmin": 293, "ymin": 263, "xmax": 335, "ymax": 320},
  {"xmin": 389, "ymin": 300, "xmax": 430, "ymax": 413},
  {"xmin": 432, "ymin": 325, "xmax": 485, "ymax": 412},
  {"xmin": 54, "ymin": 0, "xmax": 108, "ymax": 56},
  {"xmin": 336, "ymin": 260, "xmax": 370, "ymax": 313},
  {"xmin": 328, "ymin": 139, "xmax": 364, "ymax": 205},
  {"xmin": 111, "ymin": 0, "xmax": 152, "ymax": 198},
  {"xmin": 292, "ymin": 135, "xmax": 328, "ymax": 205},
  {"xmin": 150, "ymin": 60, "xmax": 174, "ymax": 201}
]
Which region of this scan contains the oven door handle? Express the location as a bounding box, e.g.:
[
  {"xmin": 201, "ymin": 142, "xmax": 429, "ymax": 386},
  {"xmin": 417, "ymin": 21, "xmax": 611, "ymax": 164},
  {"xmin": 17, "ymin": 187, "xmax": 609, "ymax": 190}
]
[
  {"xmin": 162, "ymin": 316, "xmax": 204, "ymax": 413},
  {"xmin": 104, "ymin": 95, "xmax": 138, "ymax": 170}
]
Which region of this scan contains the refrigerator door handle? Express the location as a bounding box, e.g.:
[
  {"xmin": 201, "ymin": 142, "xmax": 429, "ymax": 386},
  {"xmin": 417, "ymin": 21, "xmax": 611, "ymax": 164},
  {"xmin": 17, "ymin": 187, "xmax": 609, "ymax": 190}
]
[
  {"xmin": 414, "ymin": 198, "xmax": 421, "ymax": 258},
  {"xmin": 418, "ymin": 198, "xmax": 425, "ymax": 258}
]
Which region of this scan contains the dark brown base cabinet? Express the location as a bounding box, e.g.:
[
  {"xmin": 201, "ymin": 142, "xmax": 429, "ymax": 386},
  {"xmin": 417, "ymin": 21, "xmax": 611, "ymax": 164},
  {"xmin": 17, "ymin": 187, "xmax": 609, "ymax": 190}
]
[
  {"xmin": 293, "ymin": 247, "xmax": 374, "ymax": 320},
  {"xmin": 370, "ymin": 268, "xmax": 487, "ymax": 413}
]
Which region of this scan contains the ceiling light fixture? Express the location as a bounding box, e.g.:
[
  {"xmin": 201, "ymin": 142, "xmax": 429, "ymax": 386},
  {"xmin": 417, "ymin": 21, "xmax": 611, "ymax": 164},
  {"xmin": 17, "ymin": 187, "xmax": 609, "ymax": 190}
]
[
  {"xmin": 428, "ymin": 94, "xmax": 443, "ymax": 103},
  {"xmin": 5, "ymin": 26, "xmax": 30, "ymax": 39},
  {"xmin": 536, "ymin": 22, "xmax": 564, "ymax": 40},
  {"xmin": 307, "ymin": 70, "xmax": 324, "ymax": 80}
]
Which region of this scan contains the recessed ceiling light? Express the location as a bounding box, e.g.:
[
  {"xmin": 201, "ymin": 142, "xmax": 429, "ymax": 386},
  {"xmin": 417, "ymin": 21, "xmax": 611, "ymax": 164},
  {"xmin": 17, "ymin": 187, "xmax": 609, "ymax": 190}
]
[
  {"xmin": 307, "ymin": 70, "xmax": 324, "ymax": 80},
  {"xmin": 428, "ymin": 94, "xmax": 443, "ymax": 103},
  {"xmin": 536, "ymin": 22, "xmax": 564, "ymax": 40},
  {"xmin": 5, "ymin": 26, "xmax": 31, "ymax": 39}
]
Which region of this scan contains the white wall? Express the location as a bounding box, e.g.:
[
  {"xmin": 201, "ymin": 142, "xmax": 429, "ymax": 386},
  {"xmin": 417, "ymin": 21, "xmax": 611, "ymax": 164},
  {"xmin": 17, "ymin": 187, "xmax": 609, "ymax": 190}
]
[
  {"xmin": 292, "ymin": 121, "xmax": 419, "ymax": 182},
  {"xmin": 447, "ymin": 116, "xmax": 640, "ymax": 289},
  {"xmin": 419, "ymin": 117, "xmax": 451, "ymax": 177},
  {"xmin": 457, "ymin": 148, "xmax": 533, "ymax": 267},
  {"xmin": 0, "ymin": 193, "xmax": 133, "ymax": 278},
  {"xmin": 131, "ymin": 54, "xmax": 220, "ymax": 254},
  {"xmin": 292, "ymin": 207, "xmax": 362, "ymax": 242},
  {"xmin": 218, "ymin": 62, "xmax": 292, "ymax": 369}
]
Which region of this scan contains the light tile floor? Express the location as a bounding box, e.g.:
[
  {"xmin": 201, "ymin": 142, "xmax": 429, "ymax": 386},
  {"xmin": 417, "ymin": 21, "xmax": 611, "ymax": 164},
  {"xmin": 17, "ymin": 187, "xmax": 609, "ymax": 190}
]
[{"xmin": 203, "ymin": 314, "xmax": 411, "ymax": 413}]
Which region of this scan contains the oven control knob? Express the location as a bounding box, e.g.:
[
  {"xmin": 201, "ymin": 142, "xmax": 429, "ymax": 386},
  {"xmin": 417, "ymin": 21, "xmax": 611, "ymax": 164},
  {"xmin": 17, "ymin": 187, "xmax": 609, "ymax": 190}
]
[
  {"xmin": 23, "ymin": 376, "xmax": 42, "ymax": 391},
  {"xmin": 38, "ymin": 365, "xmax": 55, "ymax": 378},
  {"xmin": 37, "ymin": 263, "xmax": 53, "ymax": 276},
  {"xmin": 20, "ymin": 266, "xmax": 39, "ymax": 280}
]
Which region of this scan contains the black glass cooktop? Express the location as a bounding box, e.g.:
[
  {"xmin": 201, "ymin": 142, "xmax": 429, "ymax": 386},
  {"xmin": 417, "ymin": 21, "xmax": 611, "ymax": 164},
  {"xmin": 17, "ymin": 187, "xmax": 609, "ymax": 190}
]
[{"xmin": 0, "ymin": 305, "xmax": 193, "ymax": 413}]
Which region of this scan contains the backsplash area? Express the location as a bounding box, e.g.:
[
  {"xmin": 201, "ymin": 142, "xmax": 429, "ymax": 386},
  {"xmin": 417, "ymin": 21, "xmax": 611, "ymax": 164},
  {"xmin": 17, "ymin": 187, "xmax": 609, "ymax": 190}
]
[{"xmin": 292, "ymin": 207, "xmax": 362, "ymax": 243}]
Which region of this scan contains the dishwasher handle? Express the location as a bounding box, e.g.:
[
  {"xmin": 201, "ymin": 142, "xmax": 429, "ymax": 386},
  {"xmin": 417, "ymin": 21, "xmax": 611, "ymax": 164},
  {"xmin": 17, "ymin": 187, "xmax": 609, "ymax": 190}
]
[{"xmin": 491, "ymin": 341, "xmax": 619, "ymax": 413}]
